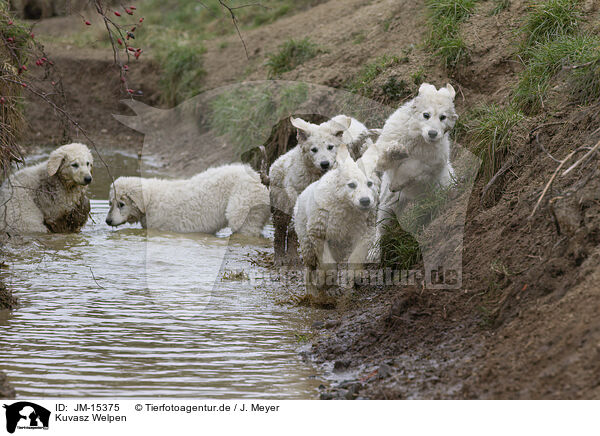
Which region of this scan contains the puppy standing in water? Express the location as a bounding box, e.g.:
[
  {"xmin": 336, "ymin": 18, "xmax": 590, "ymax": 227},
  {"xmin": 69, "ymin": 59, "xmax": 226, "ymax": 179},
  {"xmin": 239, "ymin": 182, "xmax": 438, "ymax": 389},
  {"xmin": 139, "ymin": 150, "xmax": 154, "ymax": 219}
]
[
  {"xmin": 0, "ymin": 143, "xmax": 93, "ymax": 234},
  {"xmin": 105, "ymin": 163, "xmax": 270, "ymax": 237},
  {"xmin": 294, "ymin": 144, "xmax": 378, "ymax": 300},
  {"xmin": 370, "ymin": 83, "xmax": 458, "ymax": 260}
]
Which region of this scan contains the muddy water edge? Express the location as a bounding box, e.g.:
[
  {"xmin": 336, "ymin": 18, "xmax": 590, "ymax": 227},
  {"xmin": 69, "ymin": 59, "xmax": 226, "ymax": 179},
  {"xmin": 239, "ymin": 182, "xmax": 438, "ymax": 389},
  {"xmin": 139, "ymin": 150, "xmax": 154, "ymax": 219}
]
[{"xmin": 0, "ymin": 149, "xmax": 328, "ymax": 399}]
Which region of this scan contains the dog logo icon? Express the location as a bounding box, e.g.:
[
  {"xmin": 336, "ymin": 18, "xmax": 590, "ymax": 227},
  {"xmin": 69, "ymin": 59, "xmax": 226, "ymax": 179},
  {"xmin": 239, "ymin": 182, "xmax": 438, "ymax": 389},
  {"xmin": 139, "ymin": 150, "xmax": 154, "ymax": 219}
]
[{"xmin": 3, "ymin": 402, "xmax": 50, "ymax": 434}]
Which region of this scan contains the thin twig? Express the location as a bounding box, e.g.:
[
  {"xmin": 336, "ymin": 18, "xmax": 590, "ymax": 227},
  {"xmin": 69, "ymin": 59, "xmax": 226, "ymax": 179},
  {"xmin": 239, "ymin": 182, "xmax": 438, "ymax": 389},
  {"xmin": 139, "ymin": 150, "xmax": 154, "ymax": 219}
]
[
  {"xmin": 89, "ymin": 267, "xmax": 106, "ymax": 290},
  {"xmin": 529, "ymin": 146, "xmax": 586, "ymax": 219},
  {"xmin": 562, "ymin": 138, "xmax": 600, "ymax": 177},
  {"xmin": 562, "ymin": 59, "xmax": 599, "ymax": 70},
  {"xmin": 218, "ymin": 0, "xmax": 250, "ymax": 59},
  {"xmin": 534, "ymin": 131, "xmax": 561, "ymax": 163},
  {"xmin": 481, "ymin": 155, "xmax": 514, "ymax": 206}
]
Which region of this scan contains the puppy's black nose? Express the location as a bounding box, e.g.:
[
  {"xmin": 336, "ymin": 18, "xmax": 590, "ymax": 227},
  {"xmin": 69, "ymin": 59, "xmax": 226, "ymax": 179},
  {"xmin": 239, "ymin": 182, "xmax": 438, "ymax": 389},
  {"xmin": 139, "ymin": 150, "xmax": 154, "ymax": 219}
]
[
  {"xmin": 320, "ymin": 161, "xmax": 330, "ymax": 170},
  {"xmin": 105, "ymin": 218, "xmax": 112, "ymax": 226},
  {"xmin": 428, "ymin": 130, "xmax": 438, "ymax": 139},
  {"xmin": 84, "ymin": 175, "xmax": 92, "ymax": 184},
  {"xmin": 359, "ymin": 197, "xmax": 371, "ymax": 207}
]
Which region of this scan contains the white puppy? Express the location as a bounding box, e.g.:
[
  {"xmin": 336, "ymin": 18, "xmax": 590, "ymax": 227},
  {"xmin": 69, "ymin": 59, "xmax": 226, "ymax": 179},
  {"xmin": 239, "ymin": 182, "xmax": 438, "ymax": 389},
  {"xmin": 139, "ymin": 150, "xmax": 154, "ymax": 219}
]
[
  {"xmin": 268, "ymin": 115, "xmax": 353, "ymax": 264},
  {"xmin": 368, "ymin": 83, "xmax": 458, "ymax": 261},
  {"xmin": 106, "ymin": 163, "xmax": 269, "ymax": 236},
  {"xmin": 294, "ymin": 144, "xmax": 378, "ymax": 299},
  {"xmin": 0, "ymin": 143, "xmax": 93, "ymax": 234}
]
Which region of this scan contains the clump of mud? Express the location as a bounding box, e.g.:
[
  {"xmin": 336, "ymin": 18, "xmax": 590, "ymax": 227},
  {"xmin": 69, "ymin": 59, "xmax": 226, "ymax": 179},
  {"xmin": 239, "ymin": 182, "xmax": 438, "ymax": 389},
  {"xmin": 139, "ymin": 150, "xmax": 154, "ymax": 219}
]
[{"xmin": 0, "ymin": 280, "xmax": 17, "ymax": 311}]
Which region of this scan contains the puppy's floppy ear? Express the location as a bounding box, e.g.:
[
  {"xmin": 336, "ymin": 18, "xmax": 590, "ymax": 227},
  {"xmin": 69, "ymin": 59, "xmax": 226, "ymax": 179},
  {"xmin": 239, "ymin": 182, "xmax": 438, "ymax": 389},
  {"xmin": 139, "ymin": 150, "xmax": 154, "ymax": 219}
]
[
  {"xmin": 328, "ymin": 115, "xmax": 351, "ymax": 137},
  {"xmin": 290, "ymin": 117, "xmax": 313, "ymax": 142},
  {"xmin": 47, "ymin": 150, "xmax": 64, "ymax": 177},
  {"xmin": 445, "ymin": 83, "xmax": 456, "ymax": 99}
]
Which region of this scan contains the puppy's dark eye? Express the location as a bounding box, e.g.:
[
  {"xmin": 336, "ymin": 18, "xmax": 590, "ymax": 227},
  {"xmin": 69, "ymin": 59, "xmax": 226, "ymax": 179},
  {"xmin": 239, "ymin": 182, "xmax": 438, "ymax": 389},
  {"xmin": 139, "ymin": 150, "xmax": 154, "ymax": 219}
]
[
  {"xmin": 118, "ymin": 201, "xmax": 125, "ymax": 208},
  {"xmin": 348, "ymin": 182, "xmax": 357, "ymax": 189},
  {"xmin": 327, "ymin": 145, "xmax": 334, "ymax": 150},
  {"xmin": 71, "ymin": 163, "xmax": 79, "ymax": 168},
  {"xmin": 311, "ymin": 147, "xmax": 318, "ymax": 153},
  {"xmin": 423, "ymin": 113, "xmax": 430, "ymax": 119},
  {"xmin": 367, "ymin": 181, "xmax": 373, "ymax": 187},
  {"xmin": 440, "ymin": 115, "xmax": 446, "ymax": 121}
]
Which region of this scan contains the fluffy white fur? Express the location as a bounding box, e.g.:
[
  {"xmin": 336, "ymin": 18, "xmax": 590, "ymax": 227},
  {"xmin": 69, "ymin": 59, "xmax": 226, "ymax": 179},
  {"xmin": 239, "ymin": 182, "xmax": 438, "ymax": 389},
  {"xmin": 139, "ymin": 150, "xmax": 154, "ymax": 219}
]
[
  {"xmin": 294, "ymin": 144, "xmax": 378, "ymax": 298},
  {"xmin": 106, "ymin": 163, "xmax": 270, "ymax": 236},
  {"xmin": 269, "ymin": 115, "xmax": 354, "ymax": 217},
  {"xmin": 0, "ymin": 143, "xmax": 93, "ymax": 234},
  {"xmin": 369, "ymin": 83, "xmax": 458, "ymax": 260}
]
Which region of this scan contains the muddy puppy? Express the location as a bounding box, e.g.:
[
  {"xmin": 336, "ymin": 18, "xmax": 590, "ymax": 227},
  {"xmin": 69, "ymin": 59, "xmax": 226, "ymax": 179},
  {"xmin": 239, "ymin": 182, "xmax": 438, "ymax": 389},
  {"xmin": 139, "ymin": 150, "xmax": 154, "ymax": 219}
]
[
  {"xmin": 0, "ymin": 143, "xmax": 93, "ymax": 234},
  {"xmin": 294, "ymin": 144, "xmax": 378, "ymax": 301}
]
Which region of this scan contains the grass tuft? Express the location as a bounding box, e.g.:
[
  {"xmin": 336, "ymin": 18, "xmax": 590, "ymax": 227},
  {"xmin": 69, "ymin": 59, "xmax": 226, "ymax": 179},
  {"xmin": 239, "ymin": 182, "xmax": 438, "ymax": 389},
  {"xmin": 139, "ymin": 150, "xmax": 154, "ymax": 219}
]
[
  {"xmin": 210, "ymin": 82, "xmax": 309, "ymax": 156},
  {"xmin": 266, "ymin": 38, "xmax": 321, "ymax": 77},
  {"xmin": 425, "ymin": 0, "xmax": 477, "ymax": 69},
  {"xmin": 513, "ymin": 34, "xmax": 600, "ymax": 112},
  {"xmin": 520, "ymin": 0, "xmax": 582, "ymax": 50},
  {"xmin": 464, "ymin": 104, "xmax": 525, "ymax": 181},
  {"xmin": 346, "ymin": 54, "xmax": 400, "ymax": 96},
  {"xmin": 157, "ymin": 43, "xmax": 206, "ymax": 105},
  {"xmin": 490, "ymin": 0, "xmax": 510, "ymax": 15},
  {"xmin": 380, "ymin": 181, "xmax": 459, "ymax": 269}
]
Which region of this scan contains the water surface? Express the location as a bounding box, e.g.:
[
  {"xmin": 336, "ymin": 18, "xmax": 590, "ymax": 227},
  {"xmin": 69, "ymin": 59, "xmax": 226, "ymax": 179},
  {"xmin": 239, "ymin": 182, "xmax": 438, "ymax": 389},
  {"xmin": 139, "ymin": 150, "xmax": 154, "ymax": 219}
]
[{"xmin": 0, "ymin": 151, "xmax": 321, "ymax": 398}]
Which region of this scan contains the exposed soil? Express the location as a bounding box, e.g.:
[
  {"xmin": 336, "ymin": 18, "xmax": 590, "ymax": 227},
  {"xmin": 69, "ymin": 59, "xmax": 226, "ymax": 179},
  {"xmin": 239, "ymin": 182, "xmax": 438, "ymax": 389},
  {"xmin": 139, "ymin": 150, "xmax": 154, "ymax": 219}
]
[{"xmin": 7, "ymin": 0, "xmax": 600, "ymax": 399}]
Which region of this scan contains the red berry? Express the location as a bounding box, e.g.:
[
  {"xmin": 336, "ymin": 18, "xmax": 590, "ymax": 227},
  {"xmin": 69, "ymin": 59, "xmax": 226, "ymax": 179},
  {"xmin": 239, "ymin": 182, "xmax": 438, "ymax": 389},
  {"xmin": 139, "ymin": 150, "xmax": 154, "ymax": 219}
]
[
  {"xmin": 123, "ymin": 65, "xmax": 129, "ymax": 70},
  {"xmin": 127, "ymin": 47, "xmax": 135, "ymax": 52},
  {"xmin": 30, "ymin": 33, "xmax": 34, "ymax": 38},
  {"xmin": 127, "ymin": 88, "xmax": 134, "ymax": 94},
  {"xmin": 117, "ymin": 38, "xmax": 123, "ymax": 45},
  {"xmin": 21, "ymin": 65, "xmax": 27, "ymax": 71},
  {"xmin": 7, "ymin": 20, "xmax": 13, "ymax": 25},
  {"xmin": 41, "ymin": 57, "xmax": 47, "ymax": 62},
  {"xmin": 130, "ymin": 5, "xmax": 137, "ymax": 10},
  {"xmin": 7, "ymin": 37, "xmax": 14, "ymax": 43},
  {"xmin": 114, "ymin": 11, "xmax": 121, "ymax": 17},
  {"xmin": 120, "ymin": 76, "xmax": 126, "ymax": 83},
  {"xmin": 0, "ymin": 97, "xmax": 5, "ymax": 104},
  {"xmin": 85, "ymin": 20, "xmax": 91, "ymax": 25},
  {"xmin": 125, "ymin": 8, "xmax": 133, "ymax": 15},
  {"xmin": 139, "ymin": 17, "xmax": 144, "ymax": 23}
]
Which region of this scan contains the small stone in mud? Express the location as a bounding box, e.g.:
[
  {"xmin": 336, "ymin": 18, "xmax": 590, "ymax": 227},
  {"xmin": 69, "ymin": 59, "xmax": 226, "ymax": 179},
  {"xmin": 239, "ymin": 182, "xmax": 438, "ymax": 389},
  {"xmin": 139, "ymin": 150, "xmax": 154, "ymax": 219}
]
[
  {"xmin": 312, "ymin": 321, "xmax": 325, "ymax": 329},
  {"xmin": 333, "ymin": 360, "xmax": 350, "ymax": 372},
  {"xmin": 324, "ymin": 319, "xmax": 340, "ymax": 329},
  {"xmin": 378, "ymin": 363, "xmax": 392, "ymax": 379},
  {"xmin": 320, "ymin": 392, "xmax": 334, "ymax": 400}
]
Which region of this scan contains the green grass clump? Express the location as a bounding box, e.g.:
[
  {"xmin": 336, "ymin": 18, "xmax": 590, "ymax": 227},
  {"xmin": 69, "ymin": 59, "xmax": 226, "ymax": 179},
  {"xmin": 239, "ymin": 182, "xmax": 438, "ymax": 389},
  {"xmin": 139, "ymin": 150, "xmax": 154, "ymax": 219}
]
[
  {"xmin": 465, "ymin": 104, "xmax": 525, "ymax": 181},
  {"xmin": 426, "ymin": 0, "xmax": 478, "ymax": 21},
  {"xmin": 380, "ymin": 223, "xmax": 422, "ymax": 270},
  {"xmin": 380, "ymin": 181, "xmax": 459, "ymax": 269},
  {"xmin": 425, "ymin": 0, "xmax": 477, "ymax": 68},
  {"xmin": 520, "ymin": 0, "xmax": 582, "ymax": 50},
  {"xmin": 346, "ymin": 54, "xmax": 400, "ymax": 96},
  {"xmin": 210, "ymin": 82, "xmax": 309, "ymax": 156},
  {"xmin": 266, "ymin": 38, "xmax": 321, "ymax": 77},
  {"xmin": 490, "ymin": 0, "xmax": 510, "ymax": 15},
  {"xmin": 156, "ymin": 43, "xmax": 206, "ymax": 105},
  {"xmin": 139, "ymin": 0, "xmax": 323, "ymax": 36},
  {"xmin": 513, "ymin": 34, "xmax": 600, "ymax": 112}
]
